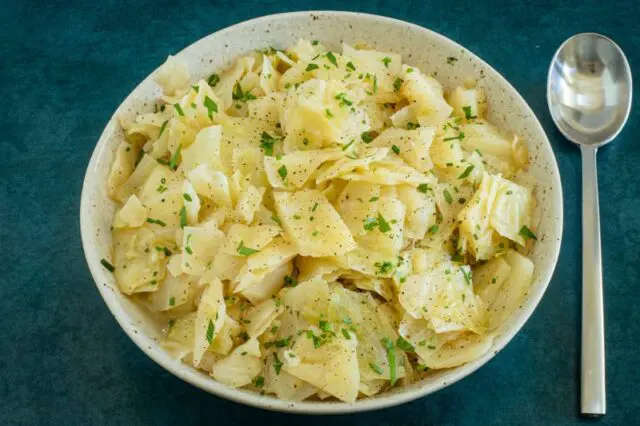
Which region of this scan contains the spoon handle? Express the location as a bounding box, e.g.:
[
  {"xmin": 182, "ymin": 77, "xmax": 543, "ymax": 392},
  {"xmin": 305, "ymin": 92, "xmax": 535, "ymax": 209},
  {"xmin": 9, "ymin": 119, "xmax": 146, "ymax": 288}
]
[{"xmin": 580, "ymin": 145, "xmax": 606, "ymax": 416}]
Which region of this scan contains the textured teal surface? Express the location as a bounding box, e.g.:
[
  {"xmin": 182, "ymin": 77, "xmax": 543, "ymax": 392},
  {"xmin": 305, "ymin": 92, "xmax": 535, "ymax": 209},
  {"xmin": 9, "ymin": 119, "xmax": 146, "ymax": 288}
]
[{"xmin": 1, "ymin": 1, "xmax": 639, "ymax": 425}]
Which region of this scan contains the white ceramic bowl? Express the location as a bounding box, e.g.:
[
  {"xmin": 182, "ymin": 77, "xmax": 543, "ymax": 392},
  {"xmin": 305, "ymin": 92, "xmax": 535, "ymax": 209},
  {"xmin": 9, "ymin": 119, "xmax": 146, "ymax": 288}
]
[{"xmin": 80, "ymin": 11, "xmax": 563, "ymax": 414}]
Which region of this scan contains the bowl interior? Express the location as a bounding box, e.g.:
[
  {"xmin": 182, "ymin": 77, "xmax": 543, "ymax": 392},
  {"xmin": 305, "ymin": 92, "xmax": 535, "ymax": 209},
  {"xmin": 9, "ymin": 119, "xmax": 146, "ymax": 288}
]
[{"xmin": 80, "ymin": 11, "xmax": 563, "ymax": 414}]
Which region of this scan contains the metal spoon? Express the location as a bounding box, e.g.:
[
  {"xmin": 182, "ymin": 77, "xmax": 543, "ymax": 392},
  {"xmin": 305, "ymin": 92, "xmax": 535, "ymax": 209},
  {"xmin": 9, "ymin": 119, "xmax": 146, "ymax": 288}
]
[{"xmin": 547, "ymin": 33, "xmax": 632, "ymax": 416}]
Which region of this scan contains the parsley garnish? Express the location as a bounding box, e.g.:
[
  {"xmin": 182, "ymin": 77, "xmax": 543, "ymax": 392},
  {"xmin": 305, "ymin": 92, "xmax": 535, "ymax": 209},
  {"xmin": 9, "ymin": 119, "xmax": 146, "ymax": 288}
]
[
  {"xmin": 206, "ymin": 319, "xmax": 215, "ymax": 344},
  {"xmin": 260, "ymin": 132, "xmax": 277, "ymax": 156},
  {"xmin": 100, "ymin": 259, "xmax": 115, "ymax": 272},
  {"xmin": 334, "ymin": 92, "xmax": 353, "ymax": 107},
  {"xmin": 382, "ymin": 337, "xmax": 397, "ymax": 385},
  {"xmin": 443, "ymin": 189, "xmax": 453, "ymax": 204},
  {"xmin": 204, "ymin": 96, "xmax": 218, "ymax": 120},
  {"xmin": 406, "ymin": 122, "xmax": 419, "ymax": 130},
  {"xmin": 312, "ymin": 40, "xmax": 319, "ymax": 46},
  {"xmin": 369, "ymin": 362, "xmax": 383, "ymax": 375},
  {"xmin": 283, "ymin": 275, "xmax": 297, "ymax": 287},
  {"xmin": 341, "ymin": 329, "xmax": 351, "ymax": 340},
  {"xmin": 183, "ymin": 193, "xmax": 192, "ymax": 202},
  {"xmin": 443, "ymin": 132, "xmax": 465, "ymax": 142},
  {"xmin": 458, "ymin": 165, "xmax": 475, "ymax": 179},
  {"xmin": 377, "ymin": 214, "xmax": 391, "ymax": 232},
  {"xmin": 417, "ymin": 183, "xmax": 430, "ymax": 193},
  {"xmin": 519, "ymin": 226, "xmax": 537, "ymax": 241},
  {"xmin": 237, "ymin": 241, "xmax": 259, "ymax": 256},
  {"xmin": 179, "ymin": 206, "xmax": 187, "ymax": 228},
  {"xmin": 396, "ymin": 336, "xmax": 415, "ymax": 352},
  {"xmin": 462, "ymin": 106, "xmax": 477, "ymax": 120},
  {"xmin": 146, "ymin": 218, "xmax": 166, "ymax": 227},
  {"xmin": 324, "ymin": 108, "xmax": 333, "ymax": 118},
  {"xmin": 169, "ymin": 145, "xmax": 181, "ymax": 170},
  {"xmin": 341, "ymin": 139, "xmax": 355, "ymax": 151},
  {"xmin": 326, "ymin": 51, "xmax": 338, "ymax": 67},
  {"xmin": 392, "ymin": 144, "xmax": 401, "ymax": 155},
  {"xmin": 346, "ymin": 61, "xmax": 356, "ymax": 71},
  {"xmin": 277, "ymin": 165, "xmax": 288, "ymax": 179},
  {"xmin": 158, "ymin": 120, "xmax": 168, "ymax": 137},
  {"xmin": 169, "ymin": 296, "xmax": 175, "ymax": 306},
  {"xmin": 361, "ymin": 131, "xmax": 375, "ymax": 143},
  {"xmin": 382, "ymin": 57, "xmax": 391, "ymax": 68},
  {"xmin": 273, "ymin": 353, "xmax": 283, "ymax": 375},
  {"xmin": 232, "ymin": 83, "xmax": 256, "ymax": 102},
  {"xmin": 305, "ymin": 63, "xmax": 319, "ymax": 72},
  {"xmin": 393, "ymin": 77, "xmax": 402, "ymax": 92},
  {"xmin": 207, "ymin": 73, "xmax": 220, "ymax": 87},
  {"xmin": 254, "ymin": 376, "xmax": 265, "ymax": 388},
  {"xmin": 374, "ymin": 261, "xmax": 394, "ymax": 275},
  {"xmin": 428, "ymin": 224, "xmax": 439, "ymax": 234},
  {"xmin": 173, "ymin": 103, "xmax": 184, "ymax": 116}
]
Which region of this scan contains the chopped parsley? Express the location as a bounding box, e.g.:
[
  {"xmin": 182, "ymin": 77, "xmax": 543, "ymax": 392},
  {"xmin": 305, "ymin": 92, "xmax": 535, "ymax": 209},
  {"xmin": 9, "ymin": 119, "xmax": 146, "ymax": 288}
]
[
  {"xmin": 417, "ymin": 183, "xmax": 431, "ymax": 193},
  {"xmin": 382, "ymin": 337, "xmax": 397, "ymax": 385},
  {"xmin": 260, "ymin": 132, "xmax": 278, "ymax": 156},
  {"xmin": 100, "ymin": 259, "xmax": 115, "ymax": 272},
  {"xmin": 396, "ymin": 336, "xmax": 415, "ymax": 352},
  {"xmin": 458, "ymin": 165, "xmax": 475, "ymax": 179},
  {"xmin": 393, "ymin": 77, "xmax": 403, "ymax": 92},
  {"xmin": 283, "ymin": 275, "xmax": 297, "ymax": 287},
  {"xmin": 341, "ymin": 139, "xmax": 355, "ymax": 151},
  {"xmin": 369, "ymin": 362, "xmax": 384, "ymax": 375},
  {"xmin": 374, "ymin": 261, "xmax": 394, "ymax": 275},
  {"xmin": 169, "ymin": 145, "xmax": 181, "ymax": 171},
  {"xmin": 179, "ymin": 206, "xmax": 187, "ymax": 228},
  {"xmin": 312, "ymin": 40, "xmax": 319, "ymax": 46},
  {"xmin": 232, "ymin": 83, "xmax": 256, "ymax": 102},
  {"xmin": 391, "ymin": 144, "xmax": 401, "ymax": 155},
  {"xmin": 382, "ymin": 57, "xmax": 392, "ymax": 68},
  {"xmin": 334, "ymin": 92, "xmax": 353, "ymax": 107},
  {"xmin": 273, "ymin": 353, "xmax": 283, "ymax": 375},
  {"xmin": 341, "ymin": 328, "xmax": 351, "ymax": 340},
  {"xmin": 183, "ymin": 193, "xmax": 192, "ymax": 202},
  {"xmin": 377, "ymin": 214, "xmax": 391, "ymax": 232},
  {"xmin": 277, "ymin": 165, "xmax": 288, "ymax": 179},
  {"xmin": 326, "ymin": 51, "xmax": 338, "ymax": 67},
  {"xmin": 519, "ymin": 225, "xmax": 538, "ymax": 241},
  {"xmin": 158, "ymin": 120, "xmax": 168, "ymax": 137},
  {"xmin": 305, "ymin": 63, "xmax": 319, "ymax": 72},
  {"xmin": 146, "ymin": 218, "xmax": 166, "ymax": 227},
  {"xmin": 169, "ymin": 296, "xmax": 175, "ymax": 306},
  {"xmin": 443, "ymin": 189, "xmax": 453, "ymax": 204},
  {"xmin": 191, "ymin": 85, "xmax": 199, "ymax": 93},
  {"xmin": 237, "ymin": 241, "xmax": 259, "ymax": 256},
  {"xmin": 462, "ymin": 106, "xmax": 477, "ymax": 120},
  {"xmin": 254, "ymin": 376, "xmax": 265, "ymax": 388},
  {"xmin": 207, "ymin": 73, "xmax": 220, "ymax": 87},
  {"xmin": 173, "ymin": 103, "xmax": 185, "ymax": 116},
  {"xmin": 428, "ymin": 224, "xmax": 439, "ymax": 234},
  {"xmin": 324, "ymin": 108, "xmax": 333, "ymax": 118},
  {"xmin": 346, "ymin": 61, "xmax": 356, "ymax": 71},
  {"xmin": 406, "ymin": 122, "xmax": 419, "ymax": 130},
  {"xmin": 204, "ymin": 96, "xmax": 218, "ymax": 119},
  {"xmin": 443, "ymin": 132, "xmax": 465, "ymax": 142},
  {"xmin": 361, "ymin": 131, "xmax": 375, "ymax": 143},
  {"xmin": 206, "ymin": 319, "xmax": 215, "ymax": 344}
]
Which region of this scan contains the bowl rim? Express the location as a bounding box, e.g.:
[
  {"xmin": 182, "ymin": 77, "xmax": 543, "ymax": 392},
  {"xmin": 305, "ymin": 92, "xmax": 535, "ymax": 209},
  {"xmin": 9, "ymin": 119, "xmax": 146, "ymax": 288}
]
[{"xmin": 80, "ymin": 10, "xmax": 564, "ymax": 414}]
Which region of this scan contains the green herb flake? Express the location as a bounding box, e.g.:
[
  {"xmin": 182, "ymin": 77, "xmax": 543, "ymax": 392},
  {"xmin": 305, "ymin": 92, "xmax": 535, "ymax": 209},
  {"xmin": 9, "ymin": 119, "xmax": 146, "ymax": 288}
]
[
  {"xmin": 334, "ymin": 92, "xmax": 353, "ymax": 107},
  {"xmin": 312, "ymin": 40, "xmax": 319, "ymax": 46},
  {"xmin": 428, "ymin": 224, "xmax": 439, "ymax": 234},
  {"xmin": 260, "ymin": 132, "xmax": 277, "ymax": 156},
  {"xmin": 283, "ymin": 275, "xmax": 297, "ymax": 287},
  {"xmin": 346, "ymin": 61, "xmax": 356, "ymax": 72},
  {"xmin": 393, "ymin": 77, "xmax": 403, "ymax": 92},
  {"xmin": 237, "ymin": 241, "xmax": 260, "ymax": 256},
  {"xmin": 206, "ymin": 319, "xmax": 215, "ymax": 344},
  {"xmin": 179, "ymin": 206, "xmax": 187, "ymax": 228},
  {"xmin": 462, "ymin": 106, "xmax": 477, "ymax": 120},
  {"xmin": 391, "ymin": 144, "xmax": 401, "ymax": 155},
  {"xmin": 382, "ymin": 57, "xmax": 392, "ymax": 68},
  {"xmin": 169, "ymin": 145, "xmax": 181, "ymax": 171},
  {"xmin": 369, "ymin": 196, "xmax": 379, "ymax": 202},
  {"xmin": 324, "ymin": 108, "xmax": 333, "ymax": 118},
  {"xmin": 326, "ymin": 51, "xmax": 338, "ymax": 67},
  {"xmin": 207, "ymin": 73, "xmax": 220, "ymax": 87},
  {"xmin": 407, "ymin": 67, "xmax": 414, "ymax": 73},
  {"xmin": 146, "ymin": 218, "xmax": 167, "ymax": 227},
  {"xmin": 169, "ymin": 296, "xmax": 175, "ymax": 306},
  {"xmin": 406, "ymin": 122, "xmax": 419, "ymax": 130},
  {"xmin": 183, "ymin": 193, "xmax": 192, "ymax": 202},
  {"xmin": 369, "ymin": 362, "xmax": 384, "ymax": 375},
  {"xmin": 273, "ymin": 353, "xmax": 283, "ymax": 375},
  {"xmin": 305, "ymin": 63, "xmax": 319, "ymax": 72},
  {"xmin": 443, "ymin": 132, "xmax": 465, "ymax": 142},
  {"xmin": 396, "ymin": 336, "xmax": 415, "ymax": 352},
  {"xmin": 191, "ymin": 85, "xmax": 199, "ymax": 93},
  {"xmin": 158, "ymin": 120, "xmax": 169, "ymax": 137},
  {"xmin": 254, "ymin": 376, "xmax": 265, "ymax": 388},
  {"xmin": 341, "ymin": 139, "xmax": 355, "ymax": 151},
  {"xmin": 519, "ymin": 225, "xmax": 538, "ymax": 241},
  {"xmin": 232, "ymin": 83, "xmax": 256, "ymax": 102},
  {"xmin": 378, "ymin": 214, "xmax": 391, "ymax": 232},
  {"xmin": 458, "ymin": 165, "xmax": 475, "ymax": 179},
  {"xmin": 341, "ymin": 328, "xmax": 351, "ymax": 340},
  {"xmin": 361, "ymin": 131, "xmax": 375, "ymax": 143},
  {"xmin": 277, "ymin": 165, "xmax": 288, "ymax": 179},
  {"xmin": 100, "ymin": 259, "xmax": 115, "ymax": 272},
  {"xmin": 417, "ymin": 183, "xmax": 430, "ymax": 193},
  {"xmin": 173, "ymin": 103, "xmax": 185, "ymax": 116},
  {"xmin": 204, "ymin": 96, "xmax": 218, "ymax": 120},
  {"xmin": 443, "ymin": 189, "xmax": 453, "ymax": 204}
]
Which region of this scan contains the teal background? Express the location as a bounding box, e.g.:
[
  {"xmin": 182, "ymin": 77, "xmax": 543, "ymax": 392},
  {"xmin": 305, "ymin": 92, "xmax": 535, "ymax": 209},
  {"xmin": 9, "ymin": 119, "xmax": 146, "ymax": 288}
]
[{"xmin": 1, "ymin": 1, "xmax": 639, "ymax": 424}]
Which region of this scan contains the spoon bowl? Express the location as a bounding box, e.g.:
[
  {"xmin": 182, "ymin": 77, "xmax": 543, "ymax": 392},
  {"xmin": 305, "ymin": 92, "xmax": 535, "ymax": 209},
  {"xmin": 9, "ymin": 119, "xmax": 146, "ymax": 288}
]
[{"xmin": 548, "ymin": 33, "xmax": 632, "ymax": 147}]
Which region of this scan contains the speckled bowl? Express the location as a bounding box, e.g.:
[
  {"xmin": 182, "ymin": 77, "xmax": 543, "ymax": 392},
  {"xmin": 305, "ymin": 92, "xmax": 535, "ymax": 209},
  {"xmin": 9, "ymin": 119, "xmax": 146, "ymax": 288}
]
[{"xmin": 80, "ymin": 11, "xmax": 563, "ymax": 414}]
